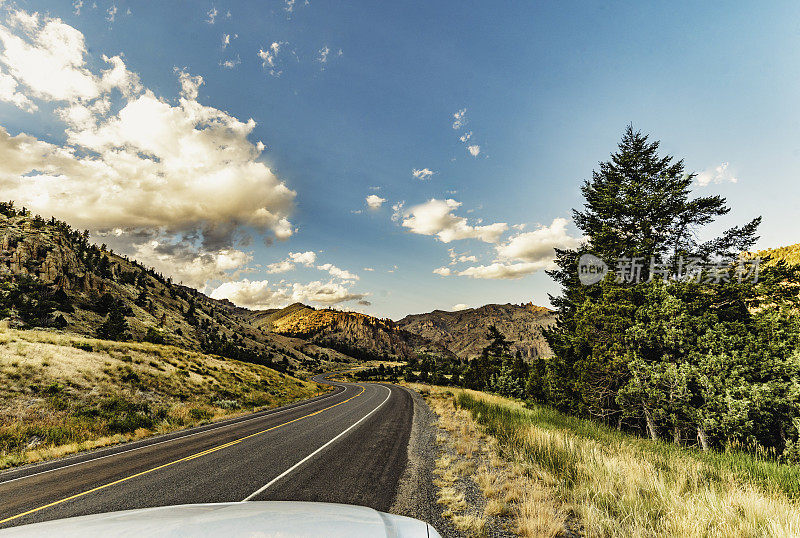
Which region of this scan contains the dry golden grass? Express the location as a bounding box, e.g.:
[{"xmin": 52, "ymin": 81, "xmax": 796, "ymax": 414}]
[
  {"xmin": 451, "ymin": 387, "xmax": 800, "ymax": 538},
  {"xmin": 412, "ymin": 383, "xmax": 564, "ymax": 537},
  {"xmin": 0, "ymin": 326, "xmax": 325, "ymax": 469}
]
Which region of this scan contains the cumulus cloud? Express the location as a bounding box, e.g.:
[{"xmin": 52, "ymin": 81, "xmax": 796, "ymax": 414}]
[
  {"xmin": 317, "ymin": 263, "xmax": 359, "ymax": 281},
  {"xmin": 456, "ymin": 261, "xmax": 547, "ymax": 280},
  {"xmin": 467, "ymin": 144, "xmax": 480, "ymax": 157},
  {"xmin": 0, "ymin": 66, "xmax": 37, "ymax": 112},
  {"xmin": 442, "ymin": 218, "xmax": 583, "ymax": 280},
  {"xmin": 452, "ymin": 303, "xmax": 470, "ymax": 311},
  {"xmin": 291, "ymin": 280, "xmax": 366, "ymax": 305},
  {"xmin": 211, "ymin": 276, "xmax": 367, "ymax": 309},
  {"xmin": 210, "ymin": 279, "xmax": 289, "ymax": 310},
  {"xmin": 433, "ymin": 267, "xmax": 452, "ymax": 276},
  {"xmin": 412, "ymin": 168, "xmax": 434, "ymax": 180},
  {"xmin": 459, "ymin": 131, "xmax": 472, "ymax": 142},
  {"xmin": 365, "ymin": 194, "xmax": 386, "ymax": 209},
  {"xmin": 0, "ymin": 10, "xmax": 105, "ymax": 101},
  {"xmin": 288, "ymin": 251, "xmax": 317, "ymax": 266},
  {"xmin": 265, "ymin": 259, "xmax": 295, "ymax": 274},
  {"xmin": 123, "ymin": 238, "xmax": 253, "ymax": 288},
  {"xmin": 697, "ymin": 162, "xmax": 738, "ymax": 186},
  {"xmin": 496, "ymin": 218, "xmax": 582, "ymax": 263},
  {"xmin": 401, "ymin": 199, "xmax": 508, "ymax": 243},
  {"xmin": 317, "ymin": 46, "xmax": 330, "ymax": 63},
  {"xmin": 0, "ymin": 9, "xmax": 296, "ymax": 289}
]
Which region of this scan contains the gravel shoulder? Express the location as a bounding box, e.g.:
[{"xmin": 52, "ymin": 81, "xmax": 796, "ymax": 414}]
[{"xmin": 390, "ymin": 385, "xmax": 517, "ymax": 537}]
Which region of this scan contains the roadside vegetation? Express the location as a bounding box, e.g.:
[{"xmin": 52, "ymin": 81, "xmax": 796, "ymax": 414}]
[
  {"xmin": 0, "ymin": 324, "xmax": 324, "ymax": 469},
  {"xmin": 419, "ymin": 384, "xmax": 800, "ymax": 537}
]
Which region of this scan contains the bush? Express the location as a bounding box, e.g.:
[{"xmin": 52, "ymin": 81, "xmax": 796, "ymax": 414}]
[{"xmin": 189, "ymin": 408, "xmax": 213, "ymax": 421}]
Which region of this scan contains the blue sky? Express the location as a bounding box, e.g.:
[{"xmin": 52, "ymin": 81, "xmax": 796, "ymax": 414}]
[{"xmin": 1, "ymin": 1, "xmax": 798, "ymax": 318}]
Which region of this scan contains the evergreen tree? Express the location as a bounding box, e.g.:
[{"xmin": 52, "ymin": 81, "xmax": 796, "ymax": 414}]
[
  {"xmin": 97, "ymin": 307, "xmax": 130, "ymax": 341},
  {"xmin": 546, "ymin": 126, "xmax": 762, "ymax": 429}
]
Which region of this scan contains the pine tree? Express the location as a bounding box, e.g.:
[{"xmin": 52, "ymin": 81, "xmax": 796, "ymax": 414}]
[
  {"xmin": 97, "ymin": 307, "xmax": 130, "ymax": 341},
  {"xmin": 546, "ymin": 126, "xmax": 761, "ymax": 426}
]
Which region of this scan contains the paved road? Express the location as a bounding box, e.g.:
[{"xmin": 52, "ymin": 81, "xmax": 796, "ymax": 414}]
[{"xmin": 0, "ymin": 374, "xmax": 414, "ymax": 529}]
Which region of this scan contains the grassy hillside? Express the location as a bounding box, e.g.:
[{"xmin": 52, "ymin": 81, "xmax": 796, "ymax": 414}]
[
  {"xmin": 0, "ymin": 325, "xmax": 325, "ymax": 469},
  {"xmin": 421, "ymin": 385, "xmax": 800, "ymax": 537},
  {"xmin": 753, "ymin": 243, "xmax": 800, "ymax": 266}
]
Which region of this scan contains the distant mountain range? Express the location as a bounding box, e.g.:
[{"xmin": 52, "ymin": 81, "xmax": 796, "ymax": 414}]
[
  {"xmin": 0, "ymin": 207, "xmax": 556, "ymax": 365},
  {"xmin": 397, "ymin": 303, "xmax": 555, "ymax": 361}
]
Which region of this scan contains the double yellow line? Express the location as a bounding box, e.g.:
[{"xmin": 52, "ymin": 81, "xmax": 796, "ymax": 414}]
[{"xmin": 0, "ymin": 385, "xmax": 365, "ymax": 526}]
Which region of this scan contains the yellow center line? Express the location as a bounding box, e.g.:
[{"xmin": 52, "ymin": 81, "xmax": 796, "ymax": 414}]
[{"xmin": 0, "ymin": 384, "xmax": 366, "ymax": 526}]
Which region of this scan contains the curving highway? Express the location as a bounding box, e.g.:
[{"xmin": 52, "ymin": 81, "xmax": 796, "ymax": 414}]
[{"xmin": 0, "ymin": 374, "xmax": 414, "ymax": 529}]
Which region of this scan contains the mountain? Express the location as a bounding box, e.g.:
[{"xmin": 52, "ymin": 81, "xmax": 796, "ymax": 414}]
[
  {"xmin": 247, "ymin": 303, "xmax": 450, "ymax": 362},
  {"xmin": 0, "ymin": 206, "xmax": 358, "ymax": 375},
  {"xmin": 0, "ymin": 203, "xmax": 550, "ymax": 367},
  {"xmin": 397, "ymin": 303, "xmax": 556, "ymax": 361}
]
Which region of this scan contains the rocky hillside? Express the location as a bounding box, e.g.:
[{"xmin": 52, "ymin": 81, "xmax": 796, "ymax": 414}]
[
  {"xmin": 397, "ymin": 303, "xmax": 556, "ymax": 361},
  {"xmin": 0, "ymin": 206, "xmax": 357, "ymax": 375},
  {"xmin": 248, "ymin": 303, "xmax": 449, "ymax": 362},
  {"xmin": 0, "ymin": 202, "xmax": 552, "ymax": 367}
]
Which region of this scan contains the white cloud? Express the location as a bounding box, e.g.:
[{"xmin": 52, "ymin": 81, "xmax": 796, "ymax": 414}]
[
  {"xmin": 0, "ymin": 10, "xmax": 105, "ymax": 101},
  {"xmin": 0, "ymin": 66, "xmax": 37, "ymax": 112},
  {"xmin": 317, "ymin": 263, "xmax": 359, "ymax": 281},
  {"xmin": 129, "ymin": 240, "xmax": 252, "ymax": 288},
  {"xmin": 697, "ymin": 162, "xmax": 738, "ymax": 186},
  {"xmin": 317, "ymin": 46, "xmax": 330, "ymax": 64},
  {"xmin": 222, "ymin": 33, "xmax": 236, "ymax": 48},
  {"xmin": 452, "ymin": 303, "xmax": 470, "ymax": 311},
  {"xmin": 412, "ymin": 168, "xmax": 434, "ymax": 180},
  {"xmin": 210, "ymin": 279, "xmax": 290, "ymax": 310},
  {"xmin": 467, "ymin": 144, "xmax": 480, "ymax": 157},
  {"xmin": 291, "ymin": 280, "xmax": 366, "ymax": 305},
  {"xmin": 401, "ymin": 199, "xmax": 508, "ymax": 243},
  {"xmin": 206, "ymin": 7, "xmax": 218, "ymax": 24},
  {"xmin": 363, "ymin": 267, "xmax": 374, "ymax": 271},
  {"xmin": 455, "ymin": 262, "xmax": 544, "ymax": 280},
  {"xmin": 433, "ymin": 267, "xmax": 452, "ymax": 276},
  {"xmin": 496, "ymin": 218, "xmax": 582, "ymax": 263},
  {"xmin": 459, "ymin": 131, "xmax": 472, "ymax": 142},
  {"xmin": 285, "ymin": 0, "xmax": 296, "ymax": 13},
  {"xmin": 73, "ymin": 1, "xmax": 84, "ymax": 15},
  {"xmin": 442, "ymin": 218, "xmax": 582, "ymax": 280},
  {"xmin": 106, "ymin": 5, "xmax": 117, "ymax": 23},
  {"xmin": 220, "ymin": 56, "xmax": 241, "ymax": 69},
  {"xmin": 452, "ymin": 108, "xmax": 466, "ymax": 130},
  {"xmin": 265, "ymin": 259, "xmax": 295, "ymax": 274},
  {"xmin": 211, "ymin": 277, "xmax": 367, "ymax": 309},
  {"xmin": 258, "ymin": 42, "xmax": 285, "ymax": 76},
  {"xmin": 288, "ymin": 251, "xmax": 316, "ymax": 266},
  {"xmin": 365, "ymin": 194, "xmax": 386, "ymax": 209},
  {"xmin": 0, "ymin": 10, "xmax": 296, "ymax": 290}
]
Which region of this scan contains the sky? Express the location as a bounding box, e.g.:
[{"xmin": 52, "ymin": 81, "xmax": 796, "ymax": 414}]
[{"xmin": 1, "ymin": 1, "xmax": 799, "ymax": 319}]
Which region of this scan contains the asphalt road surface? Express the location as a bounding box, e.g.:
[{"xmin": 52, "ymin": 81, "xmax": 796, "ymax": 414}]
[{"xmin": 0, "ymin": 374, "xmax": 414, "ymax": 529}]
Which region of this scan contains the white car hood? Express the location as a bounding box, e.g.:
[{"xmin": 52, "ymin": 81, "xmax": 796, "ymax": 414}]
[{"xmin": 0, "ymin": 502, "xmax": 441, "ymax": 538}]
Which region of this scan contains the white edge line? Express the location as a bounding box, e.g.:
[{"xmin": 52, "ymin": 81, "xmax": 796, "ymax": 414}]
[
  {"xmin": 242, "ymin": 384, "xmax": 393, "ymax": 502},
  {"xmin": 0, "ymin": 381, "xmax": 348, "ymax": 487}
]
